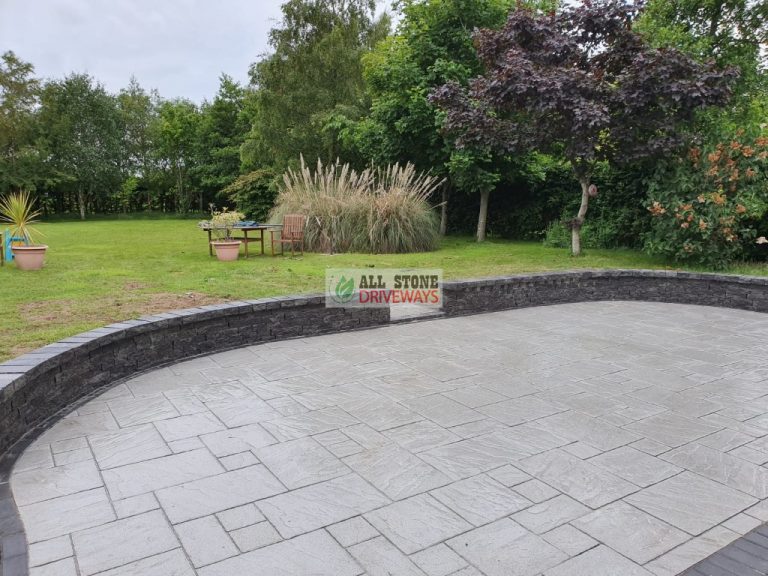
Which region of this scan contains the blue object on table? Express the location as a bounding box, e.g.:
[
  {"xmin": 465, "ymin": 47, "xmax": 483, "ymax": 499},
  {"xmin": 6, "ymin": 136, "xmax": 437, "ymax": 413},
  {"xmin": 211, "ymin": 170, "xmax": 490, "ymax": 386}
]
[
  {"xmin": 4, "ymin": 230, "xmax": 26, "ymax": 261},
  {"xmin": 236, "ymin": 221, "xmax": 257, "ymax": 227}
]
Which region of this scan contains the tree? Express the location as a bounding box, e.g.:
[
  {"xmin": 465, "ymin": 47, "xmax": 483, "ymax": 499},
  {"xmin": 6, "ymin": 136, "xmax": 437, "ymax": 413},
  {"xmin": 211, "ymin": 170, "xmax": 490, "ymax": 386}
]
[
  {"xmin": 0, "ymin": 51, "xmax": 41, "ymax": 195},
  {"xmin": 39, "ymin": 74, "xmax": 122, "ymax": 219},
  {"xmin": 117, "ymin": 77, "xmax": 158, "ymax": 209},
  {"xmin": 154, "ymin": 99, "xmax": 200, "ymax": 212},
  {"xmin": 431, "ymin": 0, "xmax": 737, "ymax": 255},
  {"xmin": 637, "ymin": 0, "xmax": 767, "ymax": 147},
  {"xmin": 194, "ymin": 75, "xmax": 249, "ymax": 206},
  {"xmin": 637, "ymin": 0, "xmax": 766, "ymax": 88},
  {"xmin": 352, "ymin": 0, "xmax": 519, "ymax": 241},
  {"xmin": 243, "ymin": 0, "xmax": 390, "ymax": 171}
]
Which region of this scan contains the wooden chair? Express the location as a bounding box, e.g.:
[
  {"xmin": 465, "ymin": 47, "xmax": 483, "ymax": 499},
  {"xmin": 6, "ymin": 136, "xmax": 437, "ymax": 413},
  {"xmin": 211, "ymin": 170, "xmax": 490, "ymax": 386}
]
[{"xmin": 272, "ymin": 214, "xmax": 306, "ymax": 256}]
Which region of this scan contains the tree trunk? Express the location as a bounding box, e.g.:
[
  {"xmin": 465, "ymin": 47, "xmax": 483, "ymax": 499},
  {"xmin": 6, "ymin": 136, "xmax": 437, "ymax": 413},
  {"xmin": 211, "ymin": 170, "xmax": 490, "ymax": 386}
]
[
  {"xmin": 709, "ymin": 0, "xmax": 723, "ymax": 39},
  {"xmin": 571, "ymin": 176, "xmax": 591, "ymax": 256},
  {"xmin": 439, "ymin": 185, "xmax": 450, "ymax": 236},
  {"xmin": 477, "ymin": 189, "xmax": 490, "ymax": 242},
  {"xmin": 77, "ymin": 188, "xmax": 86, "ymax": 221}
]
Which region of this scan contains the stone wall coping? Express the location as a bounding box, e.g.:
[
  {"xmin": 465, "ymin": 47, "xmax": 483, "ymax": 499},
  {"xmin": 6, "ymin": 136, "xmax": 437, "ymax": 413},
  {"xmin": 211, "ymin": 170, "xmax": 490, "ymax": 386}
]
[{"xmin": 441, "ymin": 268, "xmax": 768, "ymax": 289}]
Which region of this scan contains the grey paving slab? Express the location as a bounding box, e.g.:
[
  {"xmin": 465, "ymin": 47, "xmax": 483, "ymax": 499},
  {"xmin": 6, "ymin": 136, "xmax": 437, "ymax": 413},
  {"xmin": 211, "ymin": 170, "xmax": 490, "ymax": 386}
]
[
  {"xmin": 205, "ymin": 395, "xmax": 280, "ymax": 427},
  {"xmin": 477, "ymin": 396, "xmax": 563, "ymax": 426},
  {"xmin": 102, "ymin": 448, "xmax": 224, "ymax": 500},
  {"xmin": 199, "ymin": 423, "xmax": 277, "ymax": 457},
  {"xmin": 229, "ymin": 521, "xmax": 282, "ymax": 552},
  {"xmin": 626, "ymin": 471, "xmax": 758, "ymax": 535},
  {"xmin": 529, "ymin": 410, "xmax": 640, "ymax": 452},
  {"xmin": 365, "ymin": 494, "xmax": 472, "ymax": 554},
  {"xmin": 72, "ymin": 510, "xmax": 179, "ymax": 575},
  {"xmin": 513, "ymin": 494, "xmax": 590, "ymax": 535},
  {"xmin": 18, "ymin": 488, "xmax": 115, "ymax": 543},
  {"xmin": 662, "ymin": 442, "xmax": 768, "ymax": 498},
  {"xmin": 13, "ymin": 447, "xmax": 53, "ymax": 473},
  {"xmin": 261, "ymin": 407, "xmax": 359, "ymax": 441},
  {"xmin": 624, "ymin": 411, "xmax": 722, "ymax": 448},
  {"xmin": 589, "ymin": 446, "xmax": 682, "ymax": 487},
  {"xmin": 344, "ymin": 444, "xmax": 450, "ymax": 500},
  {"xmin": 517, "ymin": 449, "xmax": 638, "ymax": 508},
  {"xmin": 29, "ymin": 557, "xmax": 77, "ymax": 576},
  {"xmin": 328, "ymin": 516, "xmax": 381, "ymax": 547},
  {"xmin": 36, "ymin": 412, "xmax": 119, "ymax": 444},
  {"xmin": 107, "ymin": 395, "xmax": 179, "ymax": 427},
  {"xmin": 88, "ymin": 424, "xmax": 171, "ymax": 470},
  {"xmin": 259, "ymin": 474, "xmax": 390, "ymax": 538},
  {"xmin": 418, "ymin": 436, "xmax": 516, "ymax": 481},
  {"xmin": 446, "ymin": 518, "xmax": 567, "ymax": 576},
  {"xmin": 344, "ymin": 396, "xmax": 424, "ymax": 431},
  {"xmin": 154, "ymin": 411, "xmax": 225, "ymax": 442},
  {"xmin": 430, "ymin": 474, "xmax": 531, "ymax": 526},
  {"xmin": 156, "ymin": 464, "xmax": 286, "ymax": 524},
  {"xmin": 513, "ymin": 479, "xmax": 560, "ymax": 503},
  {"xmin": 543, "ymin": 545, "xmax": 654, "ymax": 576},
  {"xmin": 11, "ymin": 460, "xmax": 102, "ymax": 506},
  {"xmin": 384, "ymin": 420, "xmax": 461, "ymax": 453},
  {"xmin": 348, "ymin": 536, "xmax": 426, "ymax": 576},
  {"xmin": 198, "ymin": 529, "xmax": 362, "ymax": 576},
  {"xmin": 410, "ymin": 544, "xmax": 468, "ymax": 576},
  {"xmin": 27, "ymin": 535, "xmax": 72, "ymax": 568},
  {"xmin": 216, "ymin": 503, "xmax": 264, "ymax": 531},
  {"xmin": 573, "ymin": 501, "xmax": 689, "ymax": 563},
  {"xmin": 646, "ymin": 526, "xmax": 740, "ymax": 576},
  {"xmin": 112, "ymin": 493, "xmax": 159, "ymax": 519},
  {"xmin": 403, "ymin": 395, "xmax": 484, "ymax": 428},
  {"xmin": 541, "ymin": 524, "xmax": 598, "ymax": 557},
  {"xmin": 255, "ymin": 436, "xmax": 350, "ymax": 489},
  {"xmin": 14, "ymin": 302, "xmax": 768, "ymax": 576},
  {"xmin": 175, "ymin": 515, "xmax": 238, "ymax": 566}
]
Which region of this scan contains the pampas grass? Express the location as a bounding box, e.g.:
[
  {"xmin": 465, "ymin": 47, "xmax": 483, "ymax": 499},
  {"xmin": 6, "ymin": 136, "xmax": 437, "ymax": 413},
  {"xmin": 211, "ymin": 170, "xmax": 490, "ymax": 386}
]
[{"xmin": 271, "ymin": 158, "xmax": 442, "ymax": 253}]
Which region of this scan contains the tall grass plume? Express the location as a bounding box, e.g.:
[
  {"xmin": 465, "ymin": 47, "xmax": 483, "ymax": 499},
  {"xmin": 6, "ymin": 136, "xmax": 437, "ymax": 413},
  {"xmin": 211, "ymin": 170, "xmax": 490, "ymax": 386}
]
[{"xmin": 271, "ymin": 158, "xmax": 442, "ymax": 253}]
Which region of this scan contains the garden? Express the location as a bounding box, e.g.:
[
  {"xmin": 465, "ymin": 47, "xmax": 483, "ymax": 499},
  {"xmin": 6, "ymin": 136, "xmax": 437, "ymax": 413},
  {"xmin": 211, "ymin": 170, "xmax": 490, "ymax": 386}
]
[{"xmin": 0, "ymin": 0, "xmax": 766, "ymax": 360}]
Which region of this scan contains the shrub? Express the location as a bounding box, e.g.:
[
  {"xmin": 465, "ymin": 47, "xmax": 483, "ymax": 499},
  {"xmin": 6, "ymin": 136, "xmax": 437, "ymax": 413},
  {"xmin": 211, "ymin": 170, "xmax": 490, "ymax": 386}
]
[
  {"xmin": 271, "ymin": 159, "xmax": 442, "ymax": 253},
  {"xmin": 199, "ymin": 207, "xmax": 245, "ymax": 241},
  {"xmin": 644, "ymin": 131, "xmax": 768, "ymax": 268},
  {"xmin": 542, "ymin": 218, "xmax": 607, "ymax": 250},
  {"xmin": 219, "ymin": 169, "xmax": 278, "ymax": 221}
]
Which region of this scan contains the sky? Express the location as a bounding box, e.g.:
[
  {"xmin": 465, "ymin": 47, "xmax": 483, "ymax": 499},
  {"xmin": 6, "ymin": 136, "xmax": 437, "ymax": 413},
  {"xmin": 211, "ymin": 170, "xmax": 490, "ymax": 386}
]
[{"xmin": 0, "ymin": 0, "xmax": 392, "ymax": 102}]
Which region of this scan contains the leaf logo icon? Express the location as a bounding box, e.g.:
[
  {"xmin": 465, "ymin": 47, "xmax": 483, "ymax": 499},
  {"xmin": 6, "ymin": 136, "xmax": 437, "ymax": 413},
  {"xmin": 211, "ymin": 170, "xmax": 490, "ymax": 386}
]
[{"xmin": 334, "ymin": 276, "xmax": 355, "ymax": 304}]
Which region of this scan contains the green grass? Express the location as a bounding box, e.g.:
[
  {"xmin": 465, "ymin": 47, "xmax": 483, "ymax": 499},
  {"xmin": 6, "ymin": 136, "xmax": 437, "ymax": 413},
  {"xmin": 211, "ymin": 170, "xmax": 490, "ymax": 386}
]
[{"xmin": 3, "ymin": 217, "xmax": 767, "ymax": 361}]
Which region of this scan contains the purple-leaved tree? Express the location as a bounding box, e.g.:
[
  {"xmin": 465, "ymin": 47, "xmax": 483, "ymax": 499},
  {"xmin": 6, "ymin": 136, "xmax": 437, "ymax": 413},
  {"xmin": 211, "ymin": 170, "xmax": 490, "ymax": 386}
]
[{"xmin": 430, "ymin": 0, "xmax": 737, "ymax": 255}]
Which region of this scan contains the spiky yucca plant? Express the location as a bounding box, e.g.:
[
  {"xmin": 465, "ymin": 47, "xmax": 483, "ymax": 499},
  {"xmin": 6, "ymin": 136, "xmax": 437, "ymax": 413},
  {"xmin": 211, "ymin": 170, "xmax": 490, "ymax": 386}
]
[
  {"xmin": 0, "ymin": 191, "xmax": 42, "ymax": 244},
  {"xmin": 272, "ymin": 158, "xmax": 442, "ymax": 254}
]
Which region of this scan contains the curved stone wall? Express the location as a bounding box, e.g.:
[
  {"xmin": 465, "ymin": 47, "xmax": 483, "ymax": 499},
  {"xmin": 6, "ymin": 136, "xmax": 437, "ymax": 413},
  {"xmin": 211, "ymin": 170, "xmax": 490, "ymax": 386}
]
[{"xmin": 441, "ymin": 269, "xmax": 768, "ymax": 317}]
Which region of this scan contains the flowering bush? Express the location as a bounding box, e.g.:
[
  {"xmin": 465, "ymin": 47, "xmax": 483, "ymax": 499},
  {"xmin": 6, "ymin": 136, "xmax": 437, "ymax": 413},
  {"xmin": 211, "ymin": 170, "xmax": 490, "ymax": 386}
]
[
  {"xmin": 644, "ymin": 131, "xmax": 768, "ymax": 268},
  {"xmin": 199, "ymin": 207, "xmax": 246, "ymax": 241}
]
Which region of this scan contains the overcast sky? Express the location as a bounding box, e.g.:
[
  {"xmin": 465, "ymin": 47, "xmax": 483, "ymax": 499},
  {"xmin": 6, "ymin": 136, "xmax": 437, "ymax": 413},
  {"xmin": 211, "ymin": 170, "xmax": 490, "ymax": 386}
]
[{"xmin": 0, "ymin": 0, "xmax": 392, "ymax": 102}]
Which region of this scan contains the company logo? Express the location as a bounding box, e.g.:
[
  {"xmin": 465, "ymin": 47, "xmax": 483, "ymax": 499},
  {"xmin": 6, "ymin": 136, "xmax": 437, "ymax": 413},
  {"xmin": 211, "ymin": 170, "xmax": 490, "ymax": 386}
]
[
  {"xmin": 326, "ymin": 268, "xmax": 443, "ymax": 308},
  {"xmin": 331, "ymin": 275, "xmax": 356, "ymax": 305}
]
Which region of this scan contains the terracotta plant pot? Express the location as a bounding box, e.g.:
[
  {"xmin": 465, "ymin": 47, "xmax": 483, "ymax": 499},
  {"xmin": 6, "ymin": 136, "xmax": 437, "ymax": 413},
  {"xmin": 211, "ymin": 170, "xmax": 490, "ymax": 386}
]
[
  {"xmin": 12, "ymin": 245, "xmax": 47, "ymax": 271},
  {"xmin": 211, "ymin": 240, "xmax": 241, "ymax": 261}
]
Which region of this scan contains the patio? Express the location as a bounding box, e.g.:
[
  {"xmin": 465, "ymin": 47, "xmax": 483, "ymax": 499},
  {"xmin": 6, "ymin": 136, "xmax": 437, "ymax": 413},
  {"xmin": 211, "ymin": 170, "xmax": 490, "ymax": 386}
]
[{"xmin": 12, "ymin": 301, "xmax": 768, "ymax": 576}]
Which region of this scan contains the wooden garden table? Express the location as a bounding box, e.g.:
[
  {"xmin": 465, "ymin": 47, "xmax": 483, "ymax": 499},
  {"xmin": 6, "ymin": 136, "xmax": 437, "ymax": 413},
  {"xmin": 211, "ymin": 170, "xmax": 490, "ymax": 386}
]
[{"xmin": 202, "ymin": 224, "xmax": 283, "ymax": 258}]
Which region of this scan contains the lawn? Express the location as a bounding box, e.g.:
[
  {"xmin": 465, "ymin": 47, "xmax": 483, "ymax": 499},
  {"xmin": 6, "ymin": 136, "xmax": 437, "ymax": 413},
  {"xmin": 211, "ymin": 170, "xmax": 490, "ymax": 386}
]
[{"xmin": 3, "ymin": 217, "xmax": 767, "ymax": 361}]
